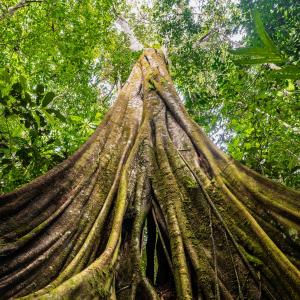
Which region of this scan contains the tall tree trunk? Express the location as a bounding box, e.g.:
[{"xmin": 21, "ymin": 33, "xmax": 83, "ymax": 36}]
[{"xmin": 0, "ymin": 49, "xmax": 299, "ymax": 300}]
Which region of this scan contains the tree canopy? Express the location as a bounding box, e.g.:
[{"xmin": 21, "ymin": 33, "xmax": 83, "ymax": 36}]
[{"xmin": 0, "ymin": 1, "xmax": 299, "ymax": 189}]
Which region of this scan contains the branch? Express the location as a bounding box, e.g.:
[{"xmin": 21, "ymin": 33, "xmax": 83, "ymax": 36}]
[
  {"xmin": 236, "ymin": 101, "xmax": 300, "ymax": 135},
  {"xmin": 192, "ymin": 28, "xmax": 224, "ymax": 49},
  {"xmin": 198, "ymin": 28, "xmax": 216, "ymax": 43},
  {"xmin": 115, "ymin": 16, "xmax": 143, "ymax": 51},
  {"xmin": 0, "ymin": 0, "xmax": 44, "ymax": 21},
  {"xmin": 255, "ymin": 107, "xmax": 300, "ymax": 134}
]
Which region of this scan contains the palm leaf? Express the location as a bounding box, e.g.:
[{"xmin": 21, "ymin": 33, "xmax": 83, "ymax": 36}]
[
  {"xmin": 234, "ymin": 57, "xmax": 284, "ymax": 65},
  {"xmin": 230, "ymin": 47, "xmax": 279, "ymax": 57},
  {"xmin": 269, "ymin": 65, "xmax": 300, "ymax": 79},
  {"xmin": 253, "ymin": 9, "xmax": 279, "ymax": 53}
]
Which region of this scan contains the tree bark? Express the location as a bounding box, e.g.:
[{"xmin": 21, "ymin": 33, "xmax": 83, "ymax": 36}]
[{"xmin": 0, "ymin": 49, "xmax": 299, "ymax": 299}]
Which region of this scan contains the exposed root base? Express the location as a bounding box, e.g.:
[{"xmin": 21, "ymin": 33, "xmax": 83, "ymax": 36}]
[{"xmin": 0, "ymin": 49, "xmax": 299, "ymax": 300}]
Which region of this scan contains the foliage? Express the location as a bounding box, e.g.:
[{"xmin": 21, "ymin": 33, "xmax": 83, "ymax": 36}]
[
  {"xmin": 227, "ymin": 7, "xmax": 300, "ymax": 187},
  {"xmin": 230, "ymin": 10, "xmax": 300, "ymax": 79},
  {"xmin": 0, "ymin": 0, "xmax": 140, "ymax": 193},
  {"xmin": 0, "ymin": 0, "xmax": 299, "ymax": 192},
  {"xmin": 226, "ymin": 2, "xmax": 300, "ymax": 187},
  {"xmin": 0, "ymin": 67, "xmax": 104, "ymax": 192},
  {"xmin": 135, "ymin": 0, "xmax": 300, "ymax": 188}
]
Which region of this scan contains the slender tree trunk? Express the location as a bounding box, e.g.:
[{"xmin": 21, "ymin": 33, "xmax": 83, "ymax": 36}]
[{"xmin": 0, "ymin": 49, "xmax": 299, "ymax": 300}]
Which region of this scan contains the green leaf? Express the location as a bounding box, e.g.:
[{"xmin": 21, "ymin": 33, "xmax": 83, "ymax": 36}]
[
  {"xmin": 0, "ymin": 69, "xmax": 10, "ymax": 83},
  {"xmin": 0, "ymin": 148, "xmax": 9, "ymax": 155},
  {"xmin": 36, "ymin": 84, "xmax": 44, "ymax": 102},
  {"xmin": 24, "ymin": 92, "xmax": 32, "ymax": 105},
  {"xmin": 244, "ymin": 143, "xmax": 252, "ymax": 150},
  {"xmin": 42, "ymin": 110, "xmax": 55, "ymax": 125},
  {"xmin": 233, "ymin": 57, "xmax": 283, "ymax": 65},
  {"xmin": 47, "ymin": 108, "xmax": 66, "ymax": 122},
  {"xmin": 69, "ymin": 115, "xmax": 83, "ymax": 123},
  {"xmin": 231, "ymin": 10, "xmax": 284, "ymax": 67},
  {"xmin": 32, "ymin": 111, "xmax": 41, "ymax": 127},
  {"xmin": 19, "ymin": 75, "xmax": 27, "ymax": 89},
  {"xmin": 245, "ymin": 128, "xmax": 254, "ymax": 135},
  {"xmin": 42, "ymin": 92, "xmax": 55, "ymax": 107},
  {"xmin": 11, "ymin": 137, "xmax": 28, "ymax": 146},
  {"xmin": 36, "ymin": 110, "xmax": 47, "ymax": 127},
  {"xmin": 253, "ymin": 9, "xmax": 278, "ymax": 52},
  {"xmin": 36, "ymin": 84, "xmax": 44, "ymax": 95},
  {"xmin": 1, "ymin": 158, "xmax": 12, "ymax": 165},
  {"xmin": 268, "ymin": 65, "xmax": 300, "ymax": 79},
  {"xmin": 230, "ymin": 47, "xmax": 277, "ymax": 57},
  {"xmin": 11, "ymin": 82, "xmax": 23, "ymax": 98}
]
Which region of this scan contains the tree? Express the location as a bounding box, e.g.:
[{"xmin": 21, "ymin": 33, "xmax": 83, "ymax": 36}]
[{"xmin": 0, "ymin": 49, "xmax": 299, "ymax": 299}]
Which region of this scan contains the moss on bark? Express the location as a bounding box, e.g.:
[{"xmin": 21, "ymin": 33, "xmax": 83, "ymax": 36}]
[{"xmin": 0, "ymin": 49, "xmax": 299, "ymax": 299}]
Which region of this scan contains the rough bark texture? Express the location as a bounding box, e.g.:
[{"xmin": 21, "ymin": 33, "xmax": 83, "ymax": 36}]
[{"xmin": 0, "ymin": 49, "xmax": 299, "ymax": 300}]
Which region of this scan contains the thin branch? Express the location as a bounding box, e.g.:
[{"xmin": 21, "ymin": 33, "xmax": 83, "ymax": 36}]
[
  {"xmin": 116, "ymin": 284, "xmax": 131, "ymax": 294},
  {"xmin": 0, "ymin": 0, "xmax": 44, "ymax": 21},
  {"xmin": 115, "ymin": 16, "xmax": 143, "ymax": 51},
  {"xmin": 198, "ymin": 28, "xmax": 217, "ymax": 43},
  {"xmin": 257, "ymin": 107, "xmax": 300, "ymax": 134},
  {"xmin": 234, "ymin": 73, "xmax": 300, "ymax": 136}
]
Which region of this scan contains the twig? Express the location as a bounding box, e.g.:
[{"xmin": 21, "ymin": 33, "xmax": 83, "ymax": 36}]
[{"xmin": 116, "ymin": 284, "xmax": 131, "ymax": 294}]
